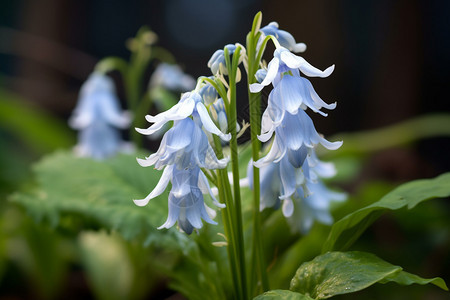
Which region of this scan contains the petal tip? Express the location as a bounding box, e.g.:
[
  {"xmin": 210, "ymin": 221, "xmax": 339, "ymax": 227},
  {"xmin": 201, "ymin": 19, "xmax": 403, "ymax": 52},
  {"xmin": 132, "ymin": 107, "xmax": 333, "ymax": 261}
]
[{"xmin": 133, "ymin": 198, "xmax": 149, "ymax": 207}]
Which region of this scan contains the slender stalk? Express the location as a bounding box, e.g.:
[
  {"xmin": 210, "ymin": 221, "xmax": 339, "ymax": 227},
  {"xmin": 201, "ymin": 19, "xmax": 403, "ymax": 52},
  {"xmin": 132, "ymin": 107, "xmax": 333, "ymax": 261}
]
[
  {"xmin": 225, "ymin": 46, "xmax": 248, "ymax": 299},
  {"xmin": 213, "ymin": 135, "xmax": 243, "ymax": 300},
  {"xmin": 246, "ymin": 12, "xmax": 270, "ymax": 294}
]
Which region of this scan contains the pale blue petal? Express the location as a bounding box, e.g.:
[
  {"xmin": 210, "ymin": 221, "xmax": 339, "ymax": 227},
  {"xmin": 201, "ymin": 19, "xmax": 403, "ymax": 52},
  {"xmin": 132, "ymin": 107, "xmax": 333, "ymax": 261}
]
[
  {"xmin": 278, "ymin": 112, "xmax": 304, "ymax": 150},
  {"xmin": 282, "ymin": 198, "xmax": 294, "ymax": 217},
  {"xmin": 254, "ymin": 136, "xmax": 285, "ymax": 167},
  {"xmin": 198, "ymin": 170, "xmax": 225, "ymax": 208},
  {"xmin": 277, "ymin": 75, "xmax": 302, "ymax": 114},
  {"xmin": 250, "ymin": 57, "xmax": 279, "ymax": 93},
  {"xmin": 186, "ymin": 203, "xmax": 203, "ymax": 229},
  {"xmin": 196, "ymin": 102, "xmax": 231, "ymax": 141},
  {"xmin": 134, "ymin": 165, "xmax": 173, "ymax": 206},
  {"xmin": 204, "ymin": 144, "xmax": 229, "ymax": 169},
  {"xmin": 158, "ymin": 194, "xmax": 180, "ymax": 229},
  {"xmin": 166, "ymin": 118, "xmax": 194, "ymax": 149},
  {"xmin": 279, "ymin": 48, "xmax": 303, "ymax": 69},
  {"xmin": 318, "ymin": 137, "xmax": 343, "ymax": 150},
  {"xmin": 200, "ymin": 204, "xmax": 217, "ymax": 225},
  {"xmin": 279, "ymin": 157, "xmax": 297, "ymax": 199},
  {"xmin": 301, "ymin": 77, "xmax": 337, "ymax": 111},
  {"xmin": 299, "ymin": 61, "xmax": 335, "ymax": 78}
]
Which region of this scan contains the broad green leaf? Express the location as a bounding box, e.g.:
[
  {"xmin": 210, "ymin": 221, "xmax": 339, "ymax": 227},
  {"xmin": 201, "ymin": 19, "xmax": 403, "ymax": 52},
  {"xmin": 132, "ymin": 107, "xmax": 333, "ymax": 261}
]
[
  {"xmin": 10, "ymin": 150, "xmax": 181, "ymax": 246},
  {"xmin": 380, "ymin": 270, "xmax": 448, "ymax": 290},
  {"xmin": 10, "ymin": 150, "xmax": 231, "ymax": 299},
  {"xmin": 322, "ymin": 172, "xmax": 450, "ymax": 252},
  {"xmin": 290, "ymin": 251, "xmax": 448, "ymax": 299},
  {"xmin": 254, "ymin": 290, "xmax": 314, "ymax": 300}
]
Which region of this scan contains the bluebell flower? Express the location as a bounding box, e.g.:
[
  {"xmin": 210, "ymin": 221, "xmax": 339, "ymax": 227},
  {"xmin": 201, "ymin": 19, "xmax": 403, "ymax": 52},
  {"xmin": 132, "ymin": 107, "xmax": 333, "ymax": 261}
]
[
  {"xmin": 207, "ymin": 44, "xmax": 237, "ymax": 75},
  {"xmin": 135, "ymin": 165, "xmax": 225, "ymax": 234},
  {"xmin": 254, "ymin": 109, "xmax": 342, "ymax": 168},
  {"xmin": 136, "ymin": 91, "xmax": 231, "ymax": 141},
  {"xmin": 247, "ymin": 152, "xmax": 345, "ymax": 234},
  {"xmin": 149, "ymin": 62, "xmax": 196, "ymax": 91},
  {"xmin": 285, "ymin": 180, "xmax": 346, "ymax": 234},
  {"xmin": 69, "ymin": 72, "xmax": 131, "ymax": 160},
  {"xmin": 136, "ymin": 117, "xmax": 228, "ymax": 170},
  {"xmin": 135, "ymin": 86, "xmax": 230, "ymax": 234},
  {"xmin": 260, "ymin": 22, "xmax": 307, "ymax": 53},
  {"xmin": 250, "ymin": 47, "xmax": 335, "ymax": 93},
  {"xmin": 249, "ymin": 47, "xmax": 342, "ymax": 167}
]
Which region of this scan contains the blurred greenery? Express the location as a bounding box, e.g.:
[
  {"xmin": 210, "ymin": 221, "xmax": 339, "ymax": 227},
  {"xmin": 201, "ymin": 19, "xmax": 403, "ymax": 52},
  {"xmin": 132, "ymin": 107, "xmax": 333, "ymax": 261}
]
[{"xmin": 0, "ymin": 88, "xmax": 75, "ymax": 154}]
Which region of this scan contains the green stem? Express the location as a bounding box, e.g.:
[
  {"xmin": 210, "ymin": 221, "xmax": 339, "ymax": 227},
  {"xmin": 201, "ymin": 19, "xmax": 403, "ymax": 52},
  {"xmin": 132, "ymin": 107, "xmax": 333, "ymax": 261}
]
[
  {"xmin": 225, "ymin": 45, "xmax": 248, "ymax": 299},
  {"xmin": 213, "ymin": 136, "xmax": 243, "ymax": 300},
  {"xmin": 246, "ymin": 12, "xmax": 270, "ymax": 294}
]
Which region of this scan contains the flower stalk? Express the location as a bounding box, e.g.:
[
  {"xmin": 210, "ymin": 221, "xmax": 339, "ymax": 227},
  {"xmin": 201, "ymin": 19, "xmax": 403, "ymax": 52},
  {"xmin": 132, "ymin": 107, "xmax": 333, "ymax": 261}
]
[
  {"xmin": 224, "ymin": 45, "xmax": 249, "ymax": 299},
  {"xmin": 246, "ymin": 12, "xmax": 270, "ymax": 294}
]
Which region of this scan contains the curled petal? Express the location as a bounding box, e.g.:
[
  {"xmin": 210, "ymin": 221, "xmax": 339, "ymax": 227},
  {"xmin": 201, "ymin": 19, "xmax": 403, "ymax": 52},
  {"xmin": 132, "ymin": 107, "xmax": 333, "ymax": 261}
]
[
  {"xmin": 319, "ymin": 138, "xmax": 343, "ymax": 151},
  {"xmin": 299, "ymin": 61, "xmax": 335, "ymax": 78},
  {"xmin": 249, "ymin": 57, "xmax": 279, "ymax": 93},
  {"xmin": 137, "ymin": 96, "xmax": 195, "ymax": 135},
  {"xmin": 254, "ymin": 136, "xmax": 285, "ymax": 168},
  {"xmin": 292, "ymin": 43, "xmax": 307, "ymax": 53},
  {"xmin": 196, "ymin": 102, "xmax": 231, "ymax": 141},
  {"xmin": 133, "ymin": 165, "xmax": 173, "ymax": 206},
  {"xmin": 302, "ymin": 77, "xmax": 337, "ymax": 111},
  {"xmin": 198, "ymin": 170, "xmax": 225, "ymax": 208}
]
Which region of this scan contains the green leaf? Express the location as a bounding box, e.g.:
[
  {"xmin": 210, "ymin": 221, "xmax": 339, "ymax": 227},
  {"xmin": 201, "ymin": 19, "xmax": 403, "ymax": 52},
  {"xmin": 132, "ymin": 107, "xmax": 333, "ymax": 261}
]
[
  {"xmin": 254, "ymin": 290, "xmax": 314, "ymax": 300},
  {"xmin": 322, "ymin": 172, "xmax": 450, "ymax": 252},
  {"xmin": 380, "ymin": 270, "xmax": 448, "ymax": 290},
  {"xmin": 10, "ymin": 150, "xmax": 180, "ymax": 246},
  {"xmin": 290, "ymin": 251, "xmax": 448, "ymax": 299}
]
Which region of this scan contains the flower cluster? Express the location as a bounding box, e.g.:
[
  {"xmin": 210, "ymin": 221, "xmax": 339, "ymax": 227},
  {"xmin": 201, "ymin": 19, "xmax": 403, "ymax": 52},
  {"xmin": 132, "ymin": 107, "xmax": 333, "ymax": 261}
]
[
  {"xmin": 134, "ymin": 89, "xmax": 230, "ymax": 234},
  {"xmin": 69, "ymin": 72, "xmax": 131, "ymax": 160},
  {"xmin": 248, "ymin": 23, "xmax": 345, "ymax": 233}
]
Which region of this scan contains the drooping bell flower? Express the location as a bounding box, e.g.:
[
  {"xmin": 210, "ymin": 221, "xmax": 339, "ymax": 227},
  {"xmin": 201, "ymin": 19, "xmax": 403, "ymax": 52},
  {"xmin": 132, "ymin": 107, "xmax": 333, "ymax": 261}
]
[{"xmin": 69, "ymin": 72, "xmax": 131, "ymax": 160}]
